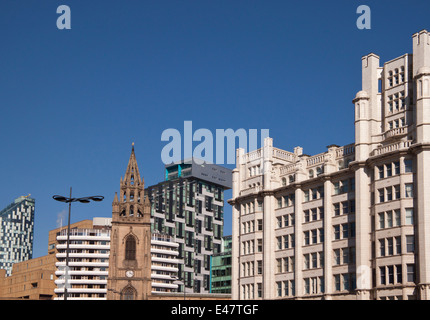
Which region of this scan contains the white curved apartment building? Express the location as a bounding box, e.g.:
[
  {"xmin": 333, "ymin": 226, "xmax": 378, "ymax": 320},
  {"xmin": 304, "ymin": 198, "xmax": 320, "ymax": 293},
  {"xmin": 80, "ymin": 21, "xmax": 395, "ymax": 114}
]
[
  {"xmin": 54, "ymin": 218, "xmax": 179, "ymax": 299},
  {"xmin": 54, "ymin": 218, "xmax": 111, "ymax": 300},
  {"xmin": 151, "ymin": 232, "xmax": 180, "ymax": 293}
]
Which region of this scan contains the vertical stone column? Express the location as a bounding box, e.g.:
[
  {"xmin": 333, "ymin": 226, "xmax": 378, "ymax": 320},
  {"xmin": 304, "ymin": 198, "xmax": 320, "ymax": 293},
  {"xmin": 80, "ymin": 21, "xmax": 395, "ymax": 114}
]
[
  {"xmin": 294, "ymin": 186, "xmax": 303, "ymax": 298},
  {"xmin": 262, "ymin": 137, "xmax": 274, "ymax": 299},
  {"xmin": 231, "ymin": 147, "xmax": 245, "ymax": 300},
  {"xmin": 412, "ymin": 30, "xmax": 430, "ymax": 299}
]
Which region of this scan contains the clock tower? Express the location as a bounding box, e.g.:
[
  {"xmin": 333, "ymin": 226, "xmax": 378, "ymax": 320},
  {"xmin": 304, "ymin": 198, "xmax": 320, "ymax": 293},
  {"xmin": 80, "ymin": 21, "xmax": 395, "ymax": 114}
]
[{"xmin": 107, "ymin": 143, "xmax": 152, "ymax": 300}]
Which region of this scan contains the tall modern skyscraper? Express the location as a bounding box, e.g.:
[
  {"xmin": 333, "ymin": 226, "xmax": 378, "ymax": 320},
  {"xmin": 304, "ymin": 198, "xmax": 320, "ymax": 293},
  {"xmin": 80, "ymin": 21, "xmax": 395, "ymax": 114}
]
[
  {"xmin": 229, "ymin": 30, "xmax": 430, "ymax": 300},
  {"xmin": 0, "ymin": 195, "xmax": 35, "ymax": 276},
  {"xmin": 146, "ymin": 159, "xmax": 232, "ymax": 294}
]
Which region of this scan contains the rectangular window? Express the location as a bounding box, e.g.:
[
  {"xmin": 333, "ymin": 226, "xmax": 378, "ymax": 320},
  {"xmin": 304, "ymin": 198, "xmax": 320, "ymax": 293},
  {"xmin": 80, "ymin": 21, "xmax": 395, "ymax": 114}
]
[
  {"xmin": 304, "ymin": 210, "xmax": 310, "ymax": 223},
  {"xmin": 342, "ymin": 224, "xmax": 349, "ymax": 239},
  {"xmin": 334, "ymin": 249, "xmax": 340, "ymax": 265},
  {"xmin": 395, "ymin": 236, "xmax": 401, "ymax": 254},
  {"xmin": 394, "ymin": 161, "xmax": 400, "ymax": 175},
  {"xmin": 378, "ymin": 166, "xmax": 384, "ymax": 179},
  {"xmin": 334, "ymin": 274, "xmax": 341, "ymax": 291},
  {"xmin": 396, "ymin": 265, "xmax": 402, "ymax": 284},
  {"xmin": 312, "ymin": 229, "xmax": 317, "ymax": 244},
  {"xmin": 386, "ymin": 187, "xmax": 392, "ymax": 201},
  {"xmin": 386, "ymin": 164, "xmax": 392, "ymax": 177},
  {"xmin": 283, "ymin": 235, "xmax": 289, "ymax": 249},
  {"xmin": 304, "ymin": 231, "xmax": 310, "ymax": 246},
  {"xmin": 405, "ymin": 184, "xmax": 413, "ymax": 198},
  {"xmin": 334, "ymin": 182, "xmax": 340, "ymax": 195},
  {"xmin": 379, "ymin": 212, "xmax": 385, "ymax": 229},
  {"xmin": 394, "ymin": 185, "xmax": 400, "ymax": 199},
  {"xmin": 407, "ymin": 264, "xmax": 415, "ymax": 283},
  {"xmin": 380, "ymin": 267, "xmax": 386, "ymax": 285},
  {"xmin": 379, "ymin": 189, "xmax": 385, "ymax": 203},
  {"xmin": 388, "ymin": 266, "xmax": 394, "ymax": 284},
  {"xmin": 387, "ymin": 211, "xmax": 393, "ymax": 228},
  {"xmin": 387, "ymin": 238, "xmax": 394, "ymax": 255},
  {"xmin": 406, "ymin": 235, "xmax": 415, "ymax": 253},
  {"xmin": 311, "ymin": 208, "xmax": 318, "ymax": 221},
  {"xmin": 312, "ymin": 253, "xmax": 318, "ymax": 269},
  {"xmin": 404, "ymin": 159, "xmax": 413, "ymax": 173},
  {"xmin": 395, "ymin": 209, "xmax": 400, "ymax": 226},
  {"xmin": 334, "ymin": 225, "xmax": 340, "ymax": 240},
  {"xmin": 334, "ymin": 203, "xmax": 340, "ymax": 216},
  {"xmin": 380, "ymin": 239, "xmax": 385, "ymax": 257},
  {"xmin": 304, "ymin": 190, "xmax": 310, "ymax": 202},
  {"xmin": 405, "ymin": 208, "xmax": 414, "ymax": 225}
]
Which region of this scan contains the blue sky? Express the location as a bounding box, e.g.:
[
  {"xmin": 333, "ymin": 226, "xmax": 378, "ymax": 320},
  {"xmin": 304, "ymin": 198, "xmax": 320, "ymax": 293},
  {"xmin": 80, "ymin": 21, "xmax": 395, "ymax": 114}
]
[{"xmin": 0, "ymin": 0, "xmax": 429, "ymax": 258}]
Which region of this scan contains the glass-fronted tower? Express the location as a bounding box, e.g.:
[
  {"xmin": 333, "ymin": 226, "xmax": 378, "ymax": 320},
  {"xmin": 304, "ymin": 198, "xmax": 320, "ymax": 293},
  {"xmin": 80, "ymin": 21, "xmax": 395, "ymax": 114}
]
[
  {"xmin": 146, "ymin": 159, "xmax": 232, "ymax": 294},
  {"xmin": 0, "ymin": 195, "xmax": 35, "ymax": 276}
]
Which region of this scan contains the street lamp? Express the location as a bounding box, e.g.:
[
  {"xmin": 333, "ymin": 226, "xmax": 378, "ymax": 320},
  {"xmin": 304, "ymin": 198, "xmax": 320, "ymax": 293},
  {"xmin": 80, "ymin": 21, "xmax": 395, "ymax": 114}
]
[{"xmin": 53, "ymin": 187, "xmax": 104, "ymax": 300}]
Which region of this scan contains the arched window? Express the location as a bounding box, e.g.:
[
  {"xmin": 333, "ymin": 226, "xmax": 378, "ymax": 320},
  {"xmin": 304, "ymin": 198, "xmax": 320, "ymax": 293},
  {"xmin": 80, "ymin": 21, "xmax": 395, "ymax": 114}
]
[
  {"xmin": 282, "ymin": 178, "xmax": 286, "ymax": 186},
  {"xmin": 130, "ymin": 205, "xmax": 134, "ymax": 217},
  {"xmin": 125, "ymin": 235, "xmax": 136, "ymax": 260},
  {"xmin": 121, "ymin": 285, "xmax": 137, "ymax": 300}
]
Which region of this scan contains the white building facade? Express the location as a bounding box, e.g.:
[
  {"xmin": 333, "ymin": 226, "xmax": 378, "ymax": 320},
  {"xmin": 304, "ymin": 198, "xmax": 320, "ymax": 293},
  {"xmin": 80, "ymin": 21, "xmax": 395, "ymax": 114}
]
[
  {"xmin": 229, "ymin": 30, "xmax": 430, "ymax": 300},
  {"xmin": 55, "ymin": 218, "xmax": 179, "ymax": 300}
]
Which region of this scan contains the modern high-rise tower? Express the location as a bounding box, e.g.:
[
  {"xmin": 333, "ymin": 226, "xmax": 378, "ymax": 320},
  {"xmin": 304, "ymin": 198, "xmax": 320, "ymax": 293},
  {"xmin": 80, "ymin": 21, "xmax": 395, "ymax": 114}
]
[
  {"xmin": 0, "ymin": 195, "xmax": 35, "ymax": 276},
  {"xmin": 146, "ymin": 159, "xmax": 232, "ymax": 294}
]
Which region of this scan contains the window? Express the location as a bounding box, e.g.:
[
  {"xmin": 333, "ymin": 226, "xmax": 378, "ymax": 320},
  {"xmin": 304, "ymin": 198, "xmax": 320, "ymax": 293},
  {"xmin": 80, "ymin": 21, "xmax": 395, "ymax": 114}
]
[
  {"xmin": 407, "ymin": 264, "xmax": 415, "ymax": 283},
  {"xmin": 334, "ymin": 249, "xmax": 340, "ymax": 265},
  {"xmin": 312, "ymin": 230, "xmax": 317, "ymax": 245},
  {"xmin": 334, "ymin": 225, "xmax": 340, "ymax": 240},
  {"xmin": 380, "ymin": 267, "xmax": 386, "ymax": 285},
  {"xmin": 386, "ymin": 187, "xmax": 392, "ymax": 201},
  {"xmin": 277, "ymin": 198, "xmax": 282, "ymax": 209},
  {"xmin": 257, "ymin": 219, "xmax": 263, "ymax": 231},
  {"xmin": 378, "ymin": 166, "xmax": 384, "ymax": 179},
  {"xmin": 405, "ymin": 184, "xmax": 413, "ymax": 198},
  {"xmin": 379, "ymin": 239, "xmax": 385, "ymax": 257},
  {"xmin": 334, "ymin": 203, "xmax": 340, "ymax": 216},
  {"xmin": 394, "ymin": 161, "xmax": 400, "ymax": 175},
  {"xmin": 394, "ymin": 185, "xmax": 400, "ymax": 199},
  {"xmin": 121, "ymin": 285, "xmax": 137, "ymax": 300},
  {"xmin": 386, "ymin": 211, "xmax": 393, "ymax": 227},
  {"xmin": 379, "ymin": 212, "xmax": 385, "ymax": 229},
  {"xmin": 379, "ymin": 189, "xmax": 385, "ymax": 203},
  {"xmin": 405, "ymin": 208, "xmax": 414, "ymax": 225},
  {"xmin": 125, "ymin": 235, "xmax": 136, "ymax": 261},
  {"xmin": 386, "ymin": 164, "xmax": 392, "ymax": 177},
  {"xmin": 404, "ymin": 159, "xmax": 413, "ymax": 173},
  {"xmin": 334, "ymin": 274, "xmax": 341, "ymax": 291},
  {"xmin": 304, "ymin": 231, "xmax": 310, "ymax": 246},
  {"xmin": 406, "ymin": 235, "xmax": 415, "ymax": 253}
]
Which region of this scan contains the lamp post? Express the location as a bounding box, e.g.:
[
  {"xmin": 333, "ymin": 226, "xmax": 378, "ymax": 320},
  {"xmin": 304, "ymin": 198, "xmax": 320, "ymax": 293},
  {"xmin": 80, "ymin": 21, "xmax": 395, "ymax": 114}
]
[{"xmin": 53, "ymin": 187, "xmax": 104, "ymax": 300}]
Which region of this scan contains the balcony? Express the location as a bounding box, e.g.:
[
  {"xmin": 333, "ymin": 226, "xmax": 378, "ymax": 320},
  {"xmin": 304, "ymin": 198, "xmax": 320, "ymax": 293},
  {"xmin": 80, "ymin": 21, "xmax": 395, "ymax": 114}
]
[{"xmin": 383, "ymin": 126, "xmax": 408, "ymax": 141}]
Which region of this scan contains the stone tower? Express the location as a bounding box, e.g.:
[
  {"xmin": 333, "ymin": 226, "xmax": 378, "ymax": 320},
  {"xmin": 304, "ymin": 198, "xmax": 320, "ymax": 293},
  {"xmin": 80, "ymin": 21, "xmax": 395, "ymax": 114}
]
[{"xmin": 107, "ymin": 143, "xmax": 152, "ymax": 300}]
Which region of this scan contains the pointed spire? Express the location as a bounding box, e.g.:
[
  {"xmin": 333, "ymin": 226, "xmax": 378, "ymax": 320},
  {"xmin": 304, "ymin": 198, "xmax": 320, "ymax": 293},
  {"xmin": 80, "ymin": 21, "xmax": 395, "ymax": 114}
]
[
  {"xmin": 122, "ymin": 143, "xmax": 143, "ymax": 187},
  {"xmin": 113, "ymin": 192, "xmax": 119, "ymax": 203}
]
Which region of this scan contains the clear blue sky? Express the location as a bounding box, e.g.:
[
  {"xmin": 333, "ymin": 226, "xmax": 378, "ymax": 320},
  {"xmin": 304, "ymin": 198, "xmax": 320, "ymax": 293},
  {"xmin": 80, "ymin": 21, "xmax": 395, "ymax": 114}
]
[{"xmin": 0, "ymin": 0, "xmax": 429, "ymax": 258}]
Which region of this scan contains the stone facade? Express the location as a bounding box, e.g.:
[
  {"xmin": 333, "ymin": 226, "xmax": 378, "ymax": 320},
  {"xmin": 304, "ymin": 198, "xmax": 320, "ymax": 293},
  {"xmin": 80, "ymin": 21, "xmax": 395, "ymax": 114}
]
[
  {"xmin": 229, "ymin": 30, "xmax": 430, "ymax": 300},
  {"xmin": 107, "ymin": 143, "xmax": 152, "ymax": 300}
]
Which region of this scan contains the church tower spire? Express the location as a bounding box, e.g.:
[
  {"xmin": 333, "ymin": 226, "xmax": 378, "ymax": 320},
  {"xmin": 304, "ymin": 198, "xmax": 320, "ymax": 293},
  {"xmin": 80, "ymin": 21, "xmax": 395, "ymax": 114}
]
[{"xmin": 107, "ymin": 143, "xmax": 152, "ymax": 300}]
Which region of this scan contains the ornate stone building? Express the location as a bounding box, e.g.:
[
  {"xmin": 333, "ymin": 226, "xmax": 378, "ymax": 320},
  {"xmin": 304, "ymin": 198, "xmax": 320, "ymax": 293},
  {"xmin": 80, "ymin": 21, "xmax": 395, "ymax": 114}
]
[
  {"xmin": 229, "ymin": 30, "xmax": 430, "ymax": 300},
  {"xmin": 107, "ymin": 143, "xmax": 152, "ymax": 300}
]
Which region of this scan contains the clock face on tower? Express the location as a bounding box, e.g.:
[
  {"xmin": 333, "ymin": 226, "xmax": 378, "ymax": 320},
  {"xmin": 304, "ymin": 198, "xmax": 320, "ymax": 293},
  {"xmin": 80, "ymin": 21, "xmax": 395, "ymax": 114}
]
[{"xmin": 126, "ymin": 270, "xmax": 134, "ymax": 278}]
